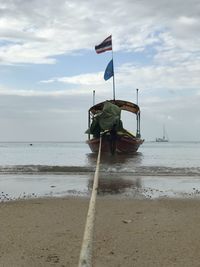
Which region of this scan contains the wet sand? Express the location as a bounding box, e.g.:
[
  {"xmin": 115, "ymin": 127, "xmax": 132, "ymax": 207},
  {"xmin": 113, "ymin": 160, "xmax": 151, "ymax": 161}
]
[{"xmin": 1, "ymin": 197, "xmax": 200, "ymax": 266}]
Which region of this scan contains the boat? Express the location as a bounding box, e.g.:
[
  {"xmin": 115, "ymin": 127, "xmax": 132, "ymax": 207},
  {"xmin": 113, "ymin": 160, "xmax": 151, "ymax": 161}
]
[
  {"xmin": 86, "ymin": 35, "xmax": 144, "ymax": 154},
  {"xmin": 156, "ymin": 125, "xmax": 169, "ymax": 142},
  {"xmin": 86, "ymin": 99, "xmax": 144, "ymax": 154}
]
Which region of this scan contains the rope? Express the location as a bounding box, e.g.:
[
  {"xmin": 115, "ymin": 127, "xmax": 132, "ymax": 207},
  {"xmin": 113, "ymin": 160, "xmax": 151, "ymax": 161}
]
[{"xmin": 78, "ymin": 135, "xmax": 102, "ymax": 267}]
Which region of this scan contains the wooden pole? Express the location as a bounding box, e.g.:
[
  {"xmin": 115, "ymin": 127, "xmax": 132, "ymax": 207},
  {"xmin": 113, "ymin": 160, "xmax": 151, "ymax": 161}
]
[
  {"xmin": 93, "ymin": 90, "xmax": 95, "ymax": 106},
  {"xmin": 111, "ymin": 38, "xmax": 116, "ymax": 100}
]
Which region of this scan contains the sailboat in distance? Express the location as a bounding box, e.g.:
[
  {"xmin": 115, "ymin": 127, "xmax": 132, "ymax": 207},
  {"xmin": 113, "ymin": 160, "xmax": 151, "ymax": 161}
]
[{"xmin": 156, "ymin": 125, "xmax": 169, "ymax": 142}]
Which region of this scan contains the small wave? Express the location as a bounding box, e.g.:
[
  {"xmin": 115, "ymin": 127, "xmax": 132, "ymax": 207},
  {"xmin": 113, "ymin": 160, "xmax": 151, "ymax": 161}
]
[
  {"xmin": 0, "ymin": 165, "xmax": 95, "ymax": 174},
  {"xmin": 0, "ymin": 165, "xmax": 200, "ymax": 176},
  {"xmin": 134, "ymin": 166, "xmax": 200, "ymax": 176}
]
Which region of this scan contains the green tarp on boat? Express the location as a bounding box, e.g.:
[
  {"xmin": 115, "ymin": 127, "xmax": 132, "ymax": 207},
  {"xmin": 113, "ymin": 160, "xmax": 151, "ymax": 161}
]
[{"xmin": 86, "ymin": 101, "xmax": 123, "ymax": 137}]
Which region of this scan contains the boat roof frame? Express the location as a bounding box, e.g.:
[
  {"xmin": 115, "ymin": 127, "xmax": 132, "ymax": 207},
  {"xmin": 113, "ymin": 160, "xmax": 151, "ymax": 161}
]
[{"xmin": 89, "ymin": 99, "xmax": 140, "ymax": 115}]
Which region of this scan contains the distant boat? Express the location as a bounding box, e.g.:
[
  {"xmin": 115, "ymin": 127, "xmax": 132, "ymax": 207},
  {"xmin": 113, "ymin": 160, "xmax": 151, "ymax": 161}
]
[{"xmin": 156, "ymin": 125, "xmax": 169, "ymax": 142}]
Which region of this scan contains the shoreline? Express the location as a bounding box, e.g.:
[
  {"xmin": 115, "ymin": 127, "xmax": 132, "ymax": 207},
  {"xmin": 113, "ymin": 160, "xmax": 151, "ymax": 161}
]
[
  {"xmin": 1, "ymin": 173, "xmax": 200, "ymax": 201},
  {"xmin": 1, "ymin": 196, "xmax": 200, "ymax": 266}
]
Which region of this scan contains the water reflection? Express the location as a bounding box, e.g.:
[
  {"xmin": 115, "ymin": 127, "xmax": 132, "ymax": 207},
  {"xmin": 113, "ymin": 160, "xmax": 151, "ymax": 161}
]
[
  {"xmin": 88, "ymin": 174, "xmax": 141, "ymax": 195},
  {"xmin": 86, "ymin": 152, "xmax": 143, "ymax": 168},
  {"xmin": 86, "ymin": 151, "xmax": 144, "ymax": 195},
  {"xmin": 1, "ymin": 174, "xmax": 200, "ymax": 201}
]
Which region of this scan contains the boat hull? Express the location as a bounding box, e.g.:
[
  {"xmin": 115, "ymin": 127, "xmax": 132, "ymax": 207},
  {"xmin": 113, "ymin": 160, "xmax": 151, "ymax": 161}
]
[
  {"xmin": 156, "ymin": 138, "xmax": 168, "ymax": 142},
  {"xmin": 87, "ymin": 135, "xmax": 144, "ymax": 154}
]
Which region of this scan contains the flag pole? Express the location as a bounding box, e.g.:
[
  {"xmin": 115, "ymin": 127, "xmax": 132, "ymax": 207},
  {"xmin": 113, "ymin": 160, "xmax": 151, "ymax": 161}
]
[
  {"xmin": 111, "ymin": 37, "xmax": 116, "ymax": 100},
  {"xmin": 95, "ymin": 35, "xmax": 115, "ymax": 99},
  {"xmin": 93, "ymin": 90, "xmax": 95, "ymax": 106}
]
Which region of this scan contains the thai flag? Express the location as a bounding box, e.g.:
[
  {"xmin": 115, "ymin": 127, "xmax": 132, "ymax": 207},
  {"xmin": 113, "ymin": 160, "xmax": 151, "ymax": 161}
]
[{"xmin": 95, "ymin": 35, "xmax": 112, "ymax": 54}]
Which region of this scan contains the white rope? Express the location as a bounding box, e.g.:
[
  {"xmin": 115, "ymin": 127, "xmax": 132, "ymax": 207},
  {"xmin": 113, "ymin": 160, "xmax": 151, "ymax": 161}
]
[{"xmin": 78, "ymin": 135, "xmax": 102, "ymax": 267}]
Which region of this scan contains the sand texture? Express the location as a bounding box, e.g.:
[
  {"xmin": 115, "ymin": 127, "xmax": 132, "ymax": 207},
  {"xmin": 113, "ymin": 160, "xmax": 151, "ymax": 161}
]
[{"xmin": 1, "ymin": 197, "xmax": 200, "ymax": 266}]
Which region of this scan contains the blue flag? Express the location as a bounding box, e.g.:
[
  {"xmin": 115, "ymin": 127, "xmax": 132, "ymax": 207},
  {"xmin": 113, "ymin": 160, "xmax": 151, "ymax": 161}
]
[{"xmin": 104, "ymin": 59, "xmax": 114, "ymax": 81}]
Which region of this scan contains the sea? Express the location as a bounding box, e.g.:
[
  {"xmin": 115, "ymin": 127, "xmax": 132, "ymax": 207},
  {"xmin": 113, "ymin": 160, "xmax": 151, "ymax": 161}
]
[{"xmin": 0, "ymin": 141, "xmax": 200, "ymax": 201}]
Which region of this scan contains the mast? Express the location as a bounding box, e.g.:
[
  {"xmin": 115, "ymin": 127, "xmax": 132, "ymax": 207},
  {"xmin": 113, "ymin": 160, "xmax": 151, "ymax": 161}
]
[
  {"xmin": 163, "ymin": 125, "xmax": 168, "ymax": 141},
  {"xmin": 136, "ymin": 88, "xmax": 141, "ymax": 138},
  {"xmin": 93, "ymin": 90, "xmax": 95, "ymax": 106},
  {"xmin": 136, "ymin": 88, "xmax": 139, "ymax": 105},
  {"xmin": 95, "ymin": 35, "xmax": 115, "ymax": 99},
  {"xmin": 163, "ymin": 125, "xmax": 165, "ymax": 140},
  {"xmin": 89, "ymin": 90, "xmax": 96, "ymax": 141},
  {"xmin": 112, "ymin": 47, "xmax": 116, "ymax": 100}
]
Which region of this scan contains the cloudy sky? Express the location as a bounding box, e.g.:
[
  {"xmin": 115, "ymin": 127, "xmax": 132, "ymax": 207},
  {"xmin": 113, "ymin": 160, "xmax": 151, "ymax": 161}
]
[{"xmin": 0, "ymin": 0, "xmax": 199, "ymax": 141}]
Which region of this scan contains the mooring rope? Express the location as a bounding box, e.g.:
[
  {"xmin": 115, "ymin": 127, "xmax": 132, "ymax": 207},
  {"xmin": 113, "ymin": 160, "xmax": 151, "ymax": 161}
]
[{"xmin": 78, "ymin": 134, "xmax": 102, "ymax": 267}]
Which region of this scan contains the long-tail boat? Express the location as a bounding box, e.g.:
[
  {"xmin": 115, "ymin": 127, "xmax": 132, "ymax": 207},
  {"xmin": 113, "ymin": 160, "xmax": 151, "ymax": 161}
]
[
  {"xmin": 86, "ymin": 36, "xmax": 144, "ymax": 154},
  {"xmin": 86, "ymin": 98, "xmax": 144, "ymax": 154}
]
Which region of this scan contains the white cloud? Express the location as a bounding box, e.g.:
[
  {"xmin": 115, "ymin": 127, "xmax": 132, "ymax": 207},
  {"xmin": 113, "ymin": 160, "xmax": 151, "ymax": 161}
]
[
  {"xmin": 0, "ymin": 0, "xmax": 199, "ymax": 65},
  {"xmin": 40, "ymin": 72, "xmax": 104, "ymax": 85},
  {"xmin": 42, "ymin": 61, "xmax": 199, "ymax": 94},
  {"xmin": 0, "ymin": 88, "xmax": 90, "ymax": 96},
  {"xmin": 0, "ymin": 0, "xmax": 200, "ymax": 141},
  {"xmin": 177, "ymin": 16, "xmax": 198, "ymax": 26}
]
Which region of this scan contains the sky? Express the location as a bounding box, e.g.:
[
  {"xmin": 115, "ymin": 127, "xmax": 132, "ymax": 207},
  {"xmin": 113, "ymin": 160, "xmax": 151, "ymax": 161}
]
[{"xmin": 0, "ymin": 0, "xmax": 200, "ymax": 142}]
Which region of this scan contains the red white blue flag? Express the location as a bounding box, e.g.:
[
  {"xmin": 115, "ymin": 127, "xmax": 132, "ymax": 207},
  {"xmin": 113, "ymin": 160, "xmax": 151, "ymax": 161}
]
[{"xmin": 95, "ymin": 35, "xmax": 112, "ymax": 54}]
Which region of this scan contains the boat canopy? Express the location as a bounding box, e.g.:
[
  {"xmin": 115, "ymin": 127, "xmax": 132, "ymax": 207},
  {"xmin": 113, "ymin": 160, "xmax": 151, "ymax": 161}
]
[
  {"xmin": 86, "ymin": 101, "xmax": 123, "ymax": 137},
  {"xmin": 89, "ymin": 100, "xmax": 140, "ymax": 115}
]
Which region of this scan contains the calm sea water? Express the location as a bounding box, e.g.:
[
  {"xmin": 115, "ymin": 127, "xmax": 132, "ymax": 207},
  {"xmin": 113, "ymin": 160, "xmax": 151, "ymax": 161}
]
[
  {"xmin": 0, "ymin": 141, "xmax": 199, "ymax": 168},
  {"xmin": 0, "ymin": 141, "xmax": 200, "ymax": 200}
]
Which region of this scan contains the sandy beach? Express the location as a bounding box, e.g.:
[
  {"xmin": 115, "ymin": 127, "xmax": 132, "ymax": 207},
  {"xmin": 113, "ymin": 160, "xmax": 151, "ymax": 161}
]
[{"xmin": 0, "ymin": 197, "xmax": 200, "ymax": 266}]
